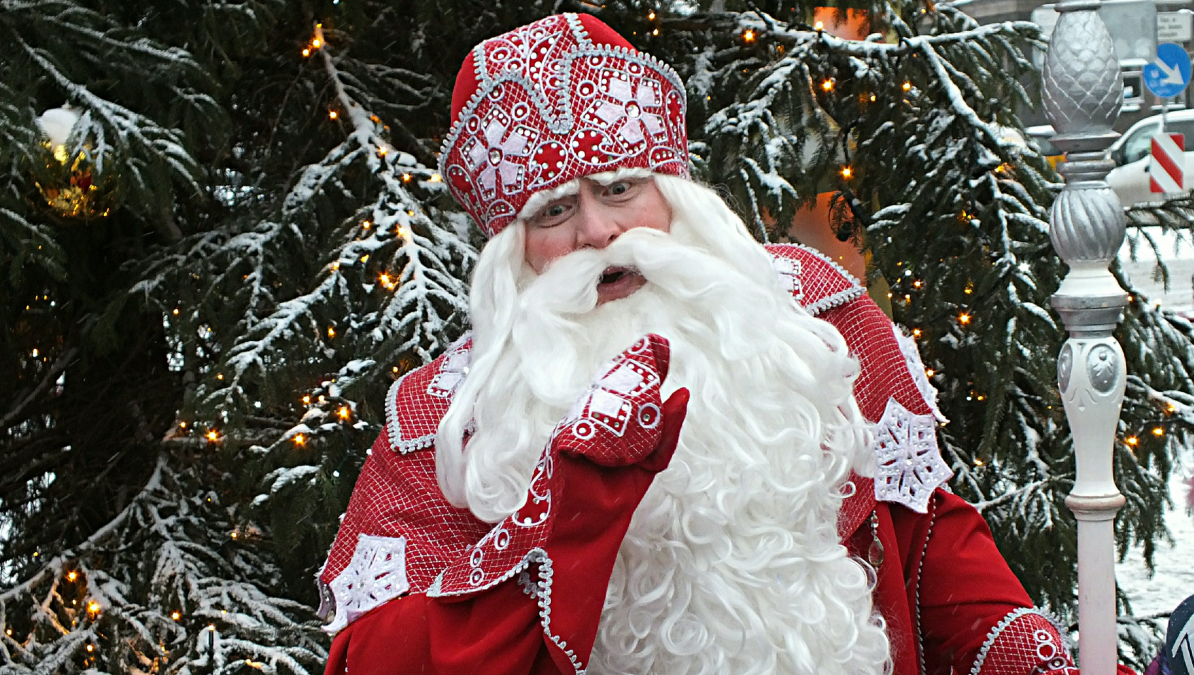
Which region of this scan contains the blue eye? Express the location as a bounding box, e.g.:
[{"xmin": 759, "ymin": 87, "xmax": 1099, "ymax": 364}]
[{"xmin": 609, "ymin": 182, "xmax": 630, "ymax": 195}]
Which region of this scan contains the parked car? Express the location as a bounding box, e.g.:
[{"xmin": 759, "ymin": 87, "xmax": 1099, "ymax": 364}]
[{"xmin": 1107, "ymin": 110, "xmax": 1194, "ymax": 206}]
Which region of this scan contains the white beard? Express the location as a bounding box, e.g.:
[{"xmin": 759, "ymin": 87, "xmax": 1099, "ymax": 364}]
[{"xmin": 436, "ymin": 176, "xmax": 890, "ymax": 675}]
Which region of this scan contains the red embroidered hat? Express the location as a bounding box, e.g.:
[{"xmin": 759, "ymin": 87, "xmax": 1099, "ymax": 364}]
[{"xmin": 439, "ymin": 13, "xmax": 691, "ymax": 237}]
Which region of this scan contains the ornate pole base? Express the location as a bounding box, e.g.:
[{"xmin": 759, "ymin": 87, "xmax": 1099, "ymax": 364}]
[
  {"xmin": 1067, "ymin": 495, "xmax": 1127, "ymax": 675},
  {"xmin": 1055, "ymin": 327, "xmax": 1127, "ymax": 675}
]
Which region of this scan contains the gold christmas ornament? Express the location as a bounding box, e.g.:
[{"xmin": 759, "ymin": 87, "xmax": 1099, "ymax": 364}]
[{"xmin": 33, "ymin": 106, "xmax": 117, "ymax": 220}]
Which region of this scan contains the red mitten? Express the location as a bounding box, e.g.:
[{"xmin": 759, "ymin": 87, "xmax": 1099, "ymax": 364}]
[
  {"xmin": 427, "ymin": 334, "xmax": 688, "ymax": 674},
  {"xmin": 551, "ymin": 333, "xmax": 672, "ymax": 467},
  {"xmin": 537, "ymin": 386, "xmax": 688, "ymax": 673}
]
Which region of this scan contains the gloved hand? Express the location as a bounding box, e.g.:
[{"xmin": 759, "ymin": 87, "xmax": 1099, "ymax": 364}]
[
  {"xmin": 550, "ymin": 333, "xmax": 677, "ymax": 467},
  {"xmin": 428, "ymin": 334, "xmax": 689, "ymax": 675}
]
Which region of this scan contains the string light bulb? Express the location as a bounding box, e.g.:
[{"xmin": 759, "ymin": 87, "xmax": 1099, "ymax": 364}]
[
  {"xmin": 67, "ymin": 571, "xmax": 78, "ymax": 581},
  {"xmin": 1152, "ymin": 427, "xmax": 1165, "ymax": 436},
  {"xmin": 294, "ymin": 434, "xmax": 306, "ymax": 446},
  {"xmin": 902, "ymin": 81, "xmax": 912, "ymax": 92},
  {"xmin": 912, "ymin": 328, "xmax": 922, "ymax": 337},
  {"xmin": 362, "ymin": 220, "xmax": 371, "ymax": 229},
  {"xmin": 171, "ymin": 611, "xmax": 181, "ymax": 621},
  {"xmin": 309, "ymin": 23, "xmax": 325, "ymax": 51},
  {"xmin": 822, "ymin": 79, "xmax": 834, "ymax": 92},
  {"xmin": 958, "ymin": 313, "xmax": 971, "ymax": 325},
  {"xmin": 338, "ymin": 407, "xmax": 350, "ymax": 420},
  {"xmin": 840, "ymin": 165, "xmax": 852, "ymax": 179},
  {"xmin": 327, "ymin": 326, "xmax": 336, "ymax": 338},
  {"xmin": 814, "ymin": 20, "xmax": 824, "ymax": 29},
  {"xmin": 742, "ymin": 29, "xmax": 756, "ymax": 43},
  {"xmin": 869, "ymin": 93, "xmax": 876, "ymax": 102},
  {"xmin": 1125, "ymin": 436, "xmax": 1139, "ymax": 446},
  {"xmin": 925, "ymin": 368, "xmax": 935, "ymax": 377},
  {"xmin": 87, "ymin": 601, "xmax": 100, "ymax": 613},
  {"xmin": 648, "ymin": 10, "xmax": 655, "ymax": 19},
  {"xmin": 205, "ymin": 430, "xmax": 220, "ymax": 443},
  {"xmin": 328, "ymin": 110, "xmax": 338, "ymax": 120},
  {"xmin": 429, "ymin": 174, "xmax": 441, "ymax": 182}
]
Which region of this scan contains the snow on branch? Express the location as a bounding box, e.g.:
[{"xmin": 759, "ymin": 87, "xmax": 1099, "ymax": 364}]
[
  {"xmin": 17, "ymin": 36, "xmax": 200, "ymax": 196},
  {"xmin": 0, "ymin": 455, "xmax": 326, "ymax": 673}
]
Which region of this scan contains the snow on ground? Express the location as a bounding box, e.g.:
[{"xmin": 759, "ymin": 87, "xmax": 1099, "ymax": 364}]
[
  {"xmin": 1121, "ymin": 227, "xmax": 1194, "ymax": 313},
  {"xmin": 1115, "ymin": 448, "xmax": 1194, "ymax": 628},
  {"xmin": 1115, "ymin": 229, "xmax": 1194, "ymax": 630}
]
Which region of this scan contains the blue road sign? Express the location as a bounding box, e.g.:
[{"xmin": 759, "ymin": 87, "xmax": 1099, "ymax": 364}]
[{"xmin": 1144, "ymin": 43, "xmax": 1192, "ymax": 98}]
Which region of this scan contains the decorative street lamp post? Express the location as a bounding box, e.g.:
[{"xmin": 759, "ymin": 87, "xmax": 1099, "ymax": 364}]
[{"xmin": 1041, "ymin": 2, "xmax": 1127, "ymax": 674}]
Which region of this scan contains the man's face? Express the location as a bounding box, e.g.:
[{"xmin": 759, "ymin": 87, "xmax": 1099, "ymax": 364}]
[{"xmin": 523, "ymin": 176, "xmax": 672, "ymax": 304}]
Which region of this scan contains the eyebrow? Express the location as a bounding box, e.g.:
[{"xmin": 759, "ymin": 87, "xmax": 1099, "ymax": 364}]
[{"xmin": 517, "ymin": 179, "xmax": 580, "ymax": 221}]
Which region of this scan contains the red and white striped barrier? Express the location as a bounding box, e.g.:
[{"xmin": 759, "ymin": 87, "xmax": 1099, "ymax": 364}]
[{"xmin": 1150, "ymin": 132, "xmax": 1186, "ymax": 194}]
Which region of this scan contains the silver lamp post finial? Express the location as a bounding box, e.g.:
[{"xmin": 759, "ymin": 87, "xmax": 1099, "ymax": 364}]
[{"xmin": 1042, "ymin": 1, "xmax": 1127, "ymax": 674}]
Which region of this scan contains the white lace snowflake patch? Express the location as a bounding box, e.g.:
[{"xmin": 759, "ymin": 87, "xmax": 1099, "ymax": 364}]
[
  {"xmin": 872, "ymin": 397, "xmax": 953, "ymax": 513},
  {"xmin": 324, "ymin": 534, "xmax": 410, "ymax": 633},
  {"xmin": 892, "ymin": 325, "xmax": 947, "ymax": 423}
]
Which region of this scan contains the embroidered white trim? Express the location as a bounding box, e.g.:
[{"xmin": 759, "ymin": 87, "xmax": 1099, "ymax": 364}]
[
  {"xmin": 323, "ymin": 534, "xmax": 410, "ymax": 634},
  {"xmin": 892, "ymin": 325, "xmax": 948, "ymax": 423},
  {"xmin": 872, "ymin": 397, "xmax": 953, "ymax": 513},
  {"xmin": 772, "ymin": 256, "xmax": 804, "ymax": 302},
  {"xmin": 384, "ymin": 374, "xmax": 425, "ymax": 454},
  {"xmin": 426, "ymin": 547, "xmax": 585, "ymax": 673},
  {"xmin": 914, "ymin": 496, "xmax": 936, "ymax": 675},
  {"xmin": 428, "ymin": 333, "xmax": 472, "ymax": 398},
  {"xmin": 773, "ymin": 244, "xmax": 866, "ymax": 316},
  {"xmin": 967, "ymin": 607, "xmax": 1071, "ymax": 675},
  {"xmin": 386, "ymin": 334, "xmax": 473, "ymax": 454}
]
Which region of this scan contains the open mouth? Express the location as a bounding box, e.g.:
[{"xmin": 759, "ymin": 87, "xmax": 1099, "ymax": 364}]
[{"xmin": 599, "ymin": 266, "xmax": 634, "ymax": 286}]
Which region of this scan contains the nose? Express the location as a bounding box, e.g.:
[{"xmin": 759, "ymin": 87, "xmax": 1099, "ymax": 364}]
[{"xmin": 574, "ymin": 193, "xmax": 622, "ymax": 250}]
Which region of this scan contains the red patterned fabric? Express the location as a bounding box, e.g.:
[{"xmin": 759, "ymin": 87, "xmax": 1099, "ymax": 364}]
[
  {"xmin": 818, "ymin": 284, "xmax": 935, "ymax": 425},
  {"xmin": 765, "ymin": 243, "xmax": 864, "ymax": 315},
  {"xmin": 428, "ymin": 335, "xmax": 672, "ymax": 597},
  {"xmin": 319, "ymin": 338, "xmax": 488, "ymax": 597},
  {"xmin": 440, "ymin": 13, "xmax": 689, "ymax": 236},
  {"xmin": 969, "ymin": 608, "xmax": 1078, "ymax": 675}
]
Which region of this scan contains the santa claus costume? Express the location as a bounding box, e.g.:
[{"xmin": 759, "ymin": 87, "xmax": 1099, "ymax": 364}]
[{"xmin": 316, "ymin": 14, "xmax": 1114, "ymax": 675}]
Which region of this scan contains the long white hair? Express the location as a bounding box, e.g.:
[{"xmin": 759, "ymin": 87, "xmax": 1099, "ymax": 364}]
[{"xmin": 436, "ymin": 175, "xmax": 889, "ymax": 675}]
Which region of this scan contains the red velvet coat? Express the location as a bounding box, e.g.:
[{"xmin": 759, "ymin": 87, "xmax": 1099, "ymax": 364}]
[{"xmin": 319, "ymin": 244, "xmax": 1086, "ymax": 675}]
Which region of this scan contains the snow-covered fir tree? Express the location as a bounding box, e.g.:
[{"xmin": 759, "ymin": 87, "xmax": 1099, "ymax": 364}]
[{"xmin": 1, "ymin": 0, "xmax": 1189, "ymax": 671}]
